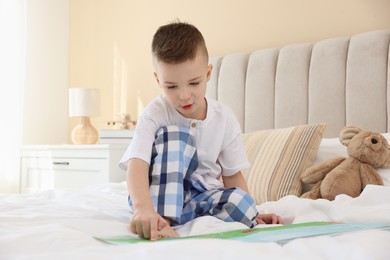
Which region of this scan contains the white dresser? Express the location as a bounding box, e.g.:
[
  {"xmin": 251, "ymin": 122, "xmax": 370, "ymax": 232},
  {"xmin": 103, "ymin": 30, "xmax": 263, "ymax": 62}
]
[{"xmin": 20, "ymin": 144, "xmax": 129, "ymax": 193}]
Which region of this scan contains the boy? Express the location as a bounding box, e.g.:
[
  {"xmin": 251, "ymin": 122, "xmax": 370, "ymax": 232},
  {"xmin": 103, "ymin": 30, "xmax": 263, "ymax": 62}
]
[{"xmin": 119, "ymin": 21, "xmax": 283, "ymax": 241}]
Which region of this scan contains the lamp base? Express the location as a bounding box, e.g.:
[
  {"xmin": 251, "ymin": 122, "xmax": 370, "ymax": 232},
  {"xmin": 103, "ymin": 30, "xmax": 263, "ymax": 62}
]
[{"xmin": 71, "ymin": 117, "xmax": 99, "ymax": 144}]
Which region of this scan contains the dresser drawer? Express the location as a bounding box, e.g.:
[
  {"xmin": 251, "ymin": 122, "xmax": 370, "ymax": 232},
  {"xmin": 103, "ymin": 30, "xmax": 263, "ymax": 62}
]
[
  {"xmin": 20, "ymin": 144, "xmax": 128, "ymax": 193},
  {"xmin": 21, "ymin": 157, "xmax": 108, "ymax": 193}
]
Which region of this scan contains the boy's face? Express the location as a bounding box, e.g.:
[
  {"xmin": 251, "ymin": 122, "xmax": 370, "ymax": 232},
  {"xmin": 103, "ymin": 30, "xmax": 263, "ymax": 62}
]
[{"xmin": 153, "ymin": 51, "xmax": 212, "ymax": 120}]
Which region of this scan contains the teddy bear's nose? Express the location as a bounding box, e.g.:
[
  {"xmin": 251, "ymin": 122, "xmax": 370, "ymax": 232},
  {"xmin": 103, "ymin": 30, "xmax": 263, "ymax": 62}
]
[{"xmin": 371, "ymin": 138, "xmax": 378, "ymax": 144}]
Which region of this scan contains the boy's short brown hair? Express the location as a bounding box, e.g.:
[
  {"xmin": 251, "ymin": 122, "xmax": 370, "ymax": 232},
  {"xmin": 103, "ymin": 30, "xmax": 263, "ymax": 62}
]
[{"xmin": 152, "ymin": 21, "xmax": 208, "ymax": 64}]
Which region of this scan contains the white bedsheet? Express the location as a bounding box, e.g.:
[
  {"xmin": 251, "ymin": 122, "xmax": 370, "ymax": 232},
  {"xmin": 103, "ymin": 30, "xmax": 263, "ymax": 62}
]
[{"xmin": 1, "ymin": 182, "xmax": 390, "ymax": 260}]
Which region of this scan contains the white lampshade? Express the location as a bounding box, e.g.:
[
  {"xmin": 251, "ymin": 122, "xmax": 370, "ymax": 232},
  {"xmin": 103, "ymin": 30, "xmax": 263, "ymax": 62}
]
[{"xmin": 69, "ymin": 88, "xmax": 100, "ymax": 117}]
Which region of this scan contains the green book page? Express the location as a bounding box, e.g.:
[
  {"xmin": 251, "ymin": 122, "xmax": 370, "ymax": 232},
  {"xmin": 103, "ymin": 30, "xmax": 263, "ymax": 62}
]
[{"xmin": 95, "ymin": 222, "xmax": 390, "ymax": 245}]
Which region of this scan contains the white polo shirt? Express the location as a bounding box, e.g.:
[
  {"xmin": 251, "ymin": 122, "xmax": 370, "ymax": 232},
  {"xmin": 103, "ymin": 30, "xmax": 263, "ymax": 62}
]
[{"xmin": 119, "ymin": 95, "xmax": 250, "ymax": 190}]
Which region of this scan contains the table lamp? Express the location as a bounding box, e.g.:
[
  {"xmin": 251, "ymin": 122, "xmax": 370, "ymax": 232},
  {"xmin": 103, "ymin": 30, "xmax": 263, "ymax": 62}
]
[{"xmin": 69, "ymin": 88, "xmax": 100, "ymax": 144}]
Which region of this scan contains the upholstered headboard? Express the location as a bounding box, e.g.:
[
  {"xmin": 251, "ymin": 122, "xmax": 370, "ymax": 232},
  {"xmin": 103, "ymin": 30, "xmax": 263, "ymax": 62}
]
[{"xmin": 207, "ymin": 30, "xmax": 390, "ymax": 138}]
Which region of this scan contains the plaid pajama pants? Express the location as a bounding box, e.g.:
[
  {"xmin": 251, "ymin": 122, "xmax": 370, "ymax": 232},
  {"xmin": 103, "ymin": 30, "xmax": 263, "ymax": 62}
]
[{"xmin": 128, "ymin": 125, "xmax": 258, "ymax": 228}]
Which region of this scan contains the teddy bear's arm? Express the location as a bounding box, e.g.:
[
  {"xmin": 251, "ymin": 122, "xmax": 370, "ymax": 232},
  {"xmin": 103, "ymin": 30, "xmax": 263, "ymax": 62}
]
[
  {"xmin": 301, "ymin": 181, "xmax": 322, "ymax": 199},
  {"xmin": 360, "ymin": 164, "xmax": 384, "ymax": 188},
  {"xmin": 300, "ymin": 157, "xmax": 345, "ymax": 184}
]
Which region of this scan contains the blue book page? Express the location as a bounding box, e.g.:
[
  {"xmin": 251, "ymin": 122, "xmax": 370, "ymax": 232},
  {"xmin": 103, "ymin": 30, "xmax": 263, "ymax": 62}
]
[{"xmin": 235, "ymin": 223, "xmax": 390, "ymax": 244}]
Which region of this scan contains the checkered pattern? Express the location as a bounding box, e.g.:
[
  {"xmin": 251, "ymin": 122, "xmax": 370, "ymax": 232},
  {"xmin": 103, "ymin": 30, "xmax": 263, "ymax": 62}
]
[
  {"xmin": 181, "ymin": 186, "xmax": 258, "ymax": 227},
  {"xmin": 128, "ymin": 125, "xmax": 258, "ymax": 228}
]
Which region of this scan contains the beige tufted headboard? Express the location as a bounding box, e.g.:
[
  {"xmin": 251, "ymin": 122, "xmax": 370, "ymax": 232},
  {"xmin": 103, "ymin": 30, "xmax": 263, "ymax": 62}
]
[{"xmin": 206, "ymin": 30, "xmax": 390, "ymax": 138}]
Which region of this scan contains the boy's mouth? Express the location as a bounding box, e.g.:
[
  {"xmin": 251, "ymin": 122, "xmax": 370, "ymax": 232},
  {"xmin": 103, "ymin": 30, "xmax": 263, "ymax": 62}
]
[{"xmin": 181, "ymin": 104, "xmax": 192, "ymax": 110}]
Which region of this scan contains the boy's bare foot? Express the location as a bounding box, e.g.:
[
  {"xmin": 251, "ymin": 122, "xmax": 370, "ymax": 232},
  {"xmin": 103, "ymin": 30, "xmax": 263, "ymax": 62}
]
[{"xmin": 157, "ymin": 224, "xmax": 179, "ymax": 239}]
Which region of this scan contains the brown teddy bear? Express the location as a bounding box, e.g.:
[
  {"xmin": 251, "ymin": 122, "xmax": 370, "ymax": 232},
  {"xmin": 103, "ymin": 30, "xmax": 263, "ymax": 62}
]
[{"xmin": 300, "ymin": 126, "xmax": 390, "ymax": 200}]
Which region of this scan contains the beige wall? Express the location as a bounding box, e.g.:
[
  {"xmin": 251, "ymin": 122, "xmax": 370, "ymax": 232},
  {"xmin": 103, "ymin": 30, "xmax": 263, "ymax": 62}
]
[{"xmin": 70, "ymin": 0, "xmax": 390, "ymax": 142}]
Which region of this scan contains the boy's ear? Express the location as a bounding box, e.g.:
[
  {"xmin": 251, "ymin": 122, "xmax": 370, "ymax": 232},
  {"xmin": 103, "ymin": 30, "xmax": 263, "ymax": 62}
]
[
  {"xmin": 153, "ymin": 72, "xmax": 160, "ymax": 84},
  {"xmin": 206, "ymin": 64, "xmax": 213, "ymax": 81}
]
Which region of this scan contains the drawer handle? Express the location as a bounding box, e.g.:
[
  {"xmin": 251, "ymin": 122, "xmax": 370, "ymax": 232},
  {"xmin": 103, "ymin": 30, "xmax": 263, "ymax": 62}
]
[{"xmin": 53, "ymin": 161, "xmax": 70, "ymax": 165}]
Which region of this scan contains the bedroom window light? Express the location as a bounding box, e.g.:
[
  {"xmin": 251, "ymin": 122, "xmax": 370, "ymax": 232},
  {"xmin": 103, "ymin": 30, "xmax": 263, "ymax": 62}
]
[{"xmin": 0, "ymin": 0, "xmax": 25, "ymax": 193}]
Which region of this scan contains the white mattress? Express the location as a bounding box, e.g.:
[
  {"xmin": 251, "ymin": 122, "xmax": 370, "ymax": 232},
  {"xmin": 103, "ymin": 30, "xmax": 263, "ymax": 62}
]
[{"xmin": 1, "ymin": 180, "xmax": 390, "ymax": 260}]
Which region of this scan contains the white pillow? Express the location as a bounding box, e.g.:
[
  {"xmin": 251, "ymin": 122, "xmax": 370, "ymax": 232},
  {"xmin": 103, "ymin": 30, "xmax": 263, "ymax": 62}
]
[{"xmin": 312, "ymin": 133, "xmax": 390, "ymax": 186}]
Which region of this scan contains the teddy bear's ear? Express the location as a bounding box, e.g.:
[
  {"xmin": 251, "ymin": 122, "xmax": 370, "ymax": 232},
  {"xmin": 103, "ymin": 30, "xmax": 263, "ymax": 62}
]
[
  {"xmin": 339, "ymin": 126, "xmax": 361, "ymax": 146},
  {"xmin": 381, "ymin": 147, "xmax": 390, "ymax": 168}
]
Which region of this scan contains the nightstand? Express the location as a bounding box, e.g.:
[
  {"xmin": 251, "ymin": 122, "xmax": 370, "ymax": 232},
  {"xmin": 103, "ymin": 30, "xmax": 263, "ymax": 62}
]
[{"xmin": 20, "ymin": 143, "xmax": 129, "ymax": 193}]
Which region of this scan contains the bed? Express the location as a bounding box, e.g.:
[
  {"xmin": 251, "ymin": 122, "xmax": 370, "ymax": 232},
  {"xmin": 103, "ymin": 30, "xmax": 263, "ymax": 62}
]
[{"xmin": 1, "ymin": 30, "xmax": 390, "ymax": 259}]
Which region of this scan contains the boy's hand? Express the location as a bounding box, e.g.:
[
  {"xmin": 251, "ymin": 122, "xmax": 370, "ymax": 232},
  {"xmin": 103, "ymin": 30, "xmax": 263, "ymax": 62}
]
[
  {"xmin": 130, "ymin": 207, "xmax": 168, "ymax": 241},
  {"xmin": 256, "ymin": 213, "xmax": 284, "ymax": 225}
]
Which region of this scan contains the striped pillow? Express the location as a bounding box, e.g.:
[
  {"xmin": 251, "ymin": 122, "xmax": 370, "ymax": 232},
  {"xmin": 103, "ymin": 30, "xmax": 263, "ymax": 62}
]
[{"xmin": 243, "ymin": 123, "xmax": 327, "ymax": 204}]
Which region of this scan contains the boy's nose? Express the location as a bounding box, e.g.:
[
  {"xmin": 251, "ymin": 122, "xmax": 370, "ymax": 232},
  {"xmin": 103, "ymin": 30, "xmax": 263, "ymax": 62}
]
[{"xmin": 179, "ymin": 87, "xmax": 191, "ymax": 100}]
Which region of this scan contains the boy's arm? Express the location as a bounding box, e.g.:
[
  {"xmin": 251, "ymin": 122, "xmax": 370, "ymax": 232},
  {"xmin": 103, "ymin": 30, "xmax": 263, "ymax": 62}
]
[
  {"xmin": 222, "ymin": 171, "xmax": 250, "ymax": 193},
  {"xmin": 126, "ymin": 158, "xmax": 166, "ymax": 241}
]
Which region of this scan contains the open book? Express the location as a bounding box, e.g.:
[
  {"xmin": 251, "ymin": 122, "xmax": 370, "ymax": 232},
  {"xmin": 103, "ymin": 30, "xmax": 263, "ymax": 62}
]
[{"xmin": 95, "ymin": 221, "xmax": 390, "ymax": 245}]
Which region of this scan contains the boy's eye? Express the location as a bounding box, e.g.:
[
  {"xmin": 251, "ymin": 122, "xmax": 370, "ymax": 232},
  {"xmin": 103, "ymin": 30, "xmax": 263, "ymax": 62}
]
[
  {"xmin": 167, "ymin": 85, "xmax": 177, "ymax": 89},
  {"xmin": 190, "ymin": 82, "xmax": 200, "ymax": 86}
]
